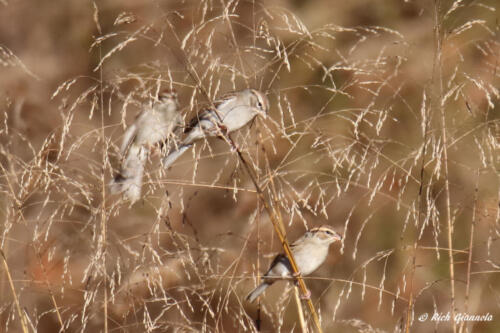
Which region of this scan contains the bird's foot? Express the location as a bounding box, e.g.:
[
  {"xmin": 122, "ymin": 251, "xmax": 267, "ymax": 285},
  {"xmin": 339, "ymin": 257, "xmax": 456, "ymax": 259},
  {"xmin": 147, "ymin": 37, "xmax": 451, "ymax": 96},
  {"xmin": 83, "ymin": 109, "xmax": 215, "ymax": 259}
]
[
  {"xmin": 300, "ymin": 289, "xmax": 311, "ymax": 300},
  {"xmin": 217, "ymin": 124, "xmax": 228, "ymax": 136}
]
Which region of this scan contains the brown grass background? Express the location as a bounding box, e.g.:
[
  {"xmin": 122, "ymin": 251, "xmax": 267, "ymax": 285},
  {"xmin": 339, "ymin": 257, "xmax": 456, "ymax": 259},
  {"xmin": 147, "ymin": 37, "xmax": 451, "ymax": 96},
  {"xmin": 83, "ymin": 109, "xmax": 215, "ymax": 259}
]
[{"xmin": 1, "ymin": 0, "xmax": 499, "ymax": 332}]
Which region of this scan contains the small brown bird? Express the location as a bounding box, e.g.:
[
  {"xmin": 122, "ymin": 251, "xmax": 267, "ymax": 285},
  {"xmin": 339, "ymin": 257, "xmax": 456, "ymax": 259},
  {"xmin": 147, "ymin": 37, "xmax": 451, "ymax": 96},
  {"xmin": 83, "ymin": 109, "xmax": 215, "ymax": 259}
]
[
  {"xmin": 246, "ymin": 225, "xmax": 342, "ymax": 302},
  {"xmin": 110, "ymin": 90, "xmax": 182, "ymax": 203},
  {"xmin": 162, "ymin": 89, "xmax": 269, "ymax": 168}
]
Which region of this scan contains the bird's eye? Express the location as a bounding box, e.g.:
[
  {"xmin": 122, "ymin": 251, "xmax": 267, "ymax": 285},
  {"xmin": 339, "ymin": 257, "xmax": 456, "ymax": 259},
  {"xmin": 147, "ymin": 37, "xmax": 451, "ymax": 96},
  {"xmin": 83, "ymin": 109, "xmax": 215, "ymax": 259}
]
[
  {"xmin": 326, "ymin": 230, "xmax": 333, "ymax": 236},
  {"xmin": 257, "ymin": 101, "xmax": 263, "ymax": 109}
]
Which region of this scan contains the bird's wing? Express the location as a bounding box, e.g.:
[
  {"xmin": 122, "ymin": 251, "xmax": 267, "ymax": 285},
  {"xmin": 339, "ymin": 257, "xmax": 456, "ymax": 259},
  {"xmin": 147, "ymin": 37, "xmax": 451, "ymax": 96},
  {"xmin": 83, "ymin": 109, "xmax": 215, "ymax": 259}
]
[
  {"xmin": 290, "ymin": 235, "xmax": 304, "ymax": 249},
  {"xmin": 184, "ymin": 112, "xmax": 202, "ymax": 133},
  {"xmin": 120, "ymin": 123, "xmax": 138, "ymax": 155},
  {"xmin": 184, "ymin": 108, "xmax": 215, "ymax": 133},
  {"xmin": 184, "ymin": 94, "xmax": 236, "ymax": 133},
  {"xmin": 267, "ymin": 254, "xmax": 292, "ymax": 275},
  {"xmin": 212, "ymin": 93, "xmax": 237, "ymax": 116}
]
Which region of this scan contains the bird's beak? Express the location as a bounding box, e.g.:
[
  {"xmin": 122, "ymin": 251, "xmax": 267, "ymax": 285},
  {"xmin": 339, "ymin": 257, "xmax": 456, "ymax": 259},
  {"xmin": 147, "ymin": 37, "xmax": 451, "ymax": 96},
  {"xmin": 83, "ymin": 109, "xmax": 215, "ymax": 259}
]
[{"xmin": 259, "ymin": 108, "xmax": 268, "ymax": 119}]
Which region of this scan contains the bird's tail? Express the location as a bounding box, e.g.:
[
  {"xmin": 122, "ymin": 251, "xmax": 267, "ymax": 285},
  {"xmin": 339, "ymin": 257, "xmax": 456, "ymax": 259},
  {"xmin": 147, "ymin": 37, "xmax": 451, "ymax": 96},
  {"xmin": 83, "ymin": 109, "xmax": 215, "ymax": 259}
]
[
  {"xmin": 162, "ymin": 144, "xmax": 192, "ymax": 169},
  {"xmin": 110, "ymin": 144, "xmax": 146, "ymax": 204},
  {"xmin": 246, "ymin": 282, "xmax": 270, "ymax": 303}
]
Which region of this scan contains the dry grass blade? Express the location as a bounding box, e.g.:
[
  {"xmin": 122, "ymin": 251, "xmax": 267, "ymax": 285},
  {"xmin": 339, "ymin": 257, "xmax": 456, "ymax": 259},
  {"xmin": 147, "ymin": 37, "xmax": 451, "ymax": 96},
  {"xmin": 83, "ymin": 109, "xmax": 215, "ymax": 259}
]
[
  {"xmin": 433, "ymin": 1, "xmax": 456, "ymax": 332},
  {"xmin": 1, "ymin": 250, "xmax": 29, "ymax": 333},
  {"xmin": 294, "ymin": 285, "xmax": 307, "ymax": 332}
]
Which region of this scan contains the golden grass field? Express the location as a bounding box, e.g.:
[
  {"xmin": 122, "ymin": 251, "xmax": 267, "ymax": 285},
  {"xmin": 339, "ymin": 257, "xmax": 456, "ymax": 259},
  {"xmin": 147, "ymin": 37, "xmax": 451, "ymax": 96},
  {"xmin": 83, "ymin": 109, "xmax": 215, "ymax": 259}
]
[{"xmin": 0, "ymin": 0, "xmax": 499, "ymax": 332}]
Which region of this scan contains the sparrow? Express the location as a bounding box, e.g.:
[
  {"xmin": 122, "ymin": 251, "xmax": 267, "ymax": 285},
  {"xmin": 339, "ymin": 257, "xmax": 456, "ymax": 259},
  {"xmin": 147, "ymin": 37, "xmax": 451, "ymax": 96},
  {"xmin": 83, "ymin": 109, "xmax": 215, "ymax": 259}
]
[
  {"xmin": 162, "ymin": 89, "xmax": 269, "ymax": 169},
  {"xmin": 110, "ymin": 89, "xmax": 182, "ymax": 203},
  {"xmin": 246, "ymin": 225, "xmax": 342, "ymax": 303}
]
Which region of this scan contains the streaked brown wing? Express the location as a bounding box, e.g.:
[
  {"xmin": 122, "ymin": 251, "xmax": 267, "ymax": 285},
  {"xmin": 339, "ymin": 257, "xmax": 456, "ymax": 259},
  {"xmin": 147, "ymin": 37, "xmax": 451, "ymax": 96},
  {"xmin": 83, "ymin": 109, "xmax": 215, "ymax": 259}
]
[{"xmin": 184, "ymin": 94, "xmax": 233, "ymax": 132}]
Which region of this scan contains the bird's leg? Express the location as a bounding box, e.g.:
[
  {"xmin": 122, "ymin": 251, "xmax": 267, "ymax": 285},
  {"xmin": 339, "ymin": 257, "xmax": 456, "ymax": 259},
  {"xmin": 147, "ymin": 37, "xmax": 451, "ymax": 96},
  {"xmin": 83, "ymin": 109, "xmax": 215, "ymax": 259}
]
[
  {"xmin": 216, "ymin": 123, "xmax": 238, "ymax": 152},
  {"xmin": 216, "ymin": 123, "xmax": 228, "ymax": 140},
  {"xmin": 291, "ymin": 271, "xmax": 311, "ymax": 299}
]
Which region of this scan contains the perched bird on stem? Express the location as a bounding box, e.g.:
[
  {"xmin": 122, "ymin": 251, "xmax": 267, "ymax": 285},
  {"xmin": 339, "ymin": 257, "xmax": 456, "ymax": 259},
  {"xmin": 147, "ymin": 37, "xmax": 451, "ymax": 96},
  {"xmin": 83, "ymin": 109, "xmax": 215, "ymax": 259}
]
[
  {"xmin": 246, "ymin": 225, "xmax": 342, "ymax": 302},
  {"xmin": 110, "ymin": 89, "xmax": 182, "ymax": 203},
  {"xmin": 162, "ymin": 88, "xmax": 269, "ymax": 169}
]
